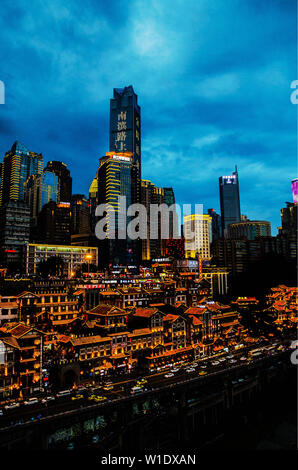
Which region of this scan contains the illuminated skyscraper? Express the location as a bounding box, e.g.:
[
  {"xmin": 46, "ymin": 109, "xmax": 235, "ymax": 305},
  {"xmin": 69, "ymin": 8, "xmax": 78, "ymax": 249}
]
[
  {"xmin": 110, "ymin": 86, "xmax": 141, "ymax": 204},
  {"xmin": 97, "ymin": 152, "xmax": 137, "ymax": 265},
  {"xmin": 0, "ymin": 141, "xmax": 43, "ymax": 206},
  {"xmin": 184, "ymin": 214, "xmax": 212, "ymax": 260},
  {"xmin": 219, "ymin": 166, "xmax": 241, "ymax": 236},
  {"xmin": 24, "ymin": 170, "xmax": 59, "ymax": 225},
  {"xmin": 141, "ymin": 181, "xmax": 178, "ymax": 260}
]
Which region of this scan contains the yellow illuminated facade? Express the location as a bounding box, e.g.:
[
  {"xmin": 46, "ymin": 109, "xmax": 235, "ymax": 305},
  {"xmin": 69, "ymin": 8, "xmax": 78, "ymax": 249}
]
[
  {"xmin": 184, "ymin": 214, "xmax": 212, "ymax": 260},
  {"xmin": 0, "ymin": 141, "xmax": 43, "ymax": 207}
]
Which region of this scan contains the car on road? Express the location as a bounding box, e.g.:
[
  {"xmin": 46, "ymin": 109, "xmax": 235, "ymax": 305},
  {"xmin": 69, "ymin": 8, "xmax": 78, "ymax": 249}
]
[
  {"xmin": 137, "ymin": 378, "xmax": 148, "ymax": 385},
  {"xmin": 88, "ymin": 394, "xmax": 107, "ymax": 402},
  {"xmin": 131, "ymin": 386, "xmax": 143, "ymax": 394},
  {"xmin": 24, "ymin": 397, "xmax": 39, "ymax": 406},
  {"xmin": 186, "ymin": 368, "xmax": 195, "ymax": 373},
  {"xmin": 229, "ymin": 359, "xmax": 237, "ymax": 364},
  {"xmin": 56, "ymin": 389, "xmax": 72, "ymax": 397},
  {"xmin": 199, "ymin": 371, "xmax": 207, "ymax": 376},
  {"xmin": 240, "ymin": 356, "xmax": 247, "ymax": 361},
  {"xmin": 103, "ymin": 385, "xmax": 114, "ymax": 391},
  {"xmin": 94, "ymin": 396, "xmax": 107, "ymax": 402},
  {"xmin": 164, "ymin": 373, "xmax": 174, "ymax": 378},
  {"xmin": 41, "ymin": 396, "xmax": 55, "ymax": 404},
  {"xmin": 4, "ymin": 402, "xmax": 20, "ymax": 410},
  {"xmin": 0, "ymin": 409, "xmax": 3, "ymax": 416},
  {"xmin": 71, "ymin": 394, "xmax": 84, "ymax": 401},
  {"xmin": 172, "ymin": 368, "xmax": 180, "ymax": 373},
  {"xmin": 76, "ymin": 386, "xmax": 87, "ymax": 392},
  {"xmin": 211, "ymin": 361, "xmax": 220, "ymax": 366}
]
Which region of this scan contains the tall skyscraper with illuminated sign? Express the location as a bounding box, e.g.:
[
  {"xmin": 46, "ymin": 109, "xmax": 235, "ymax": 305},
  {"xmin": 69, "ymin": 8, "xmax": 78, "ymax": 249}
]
[
  {"xmin": 219, "ymin": 166, "xmax": 241, "ymax": 236},
  {"xmin": 109, "ymin": 86, "xmax": 141, "ymax": 205}
]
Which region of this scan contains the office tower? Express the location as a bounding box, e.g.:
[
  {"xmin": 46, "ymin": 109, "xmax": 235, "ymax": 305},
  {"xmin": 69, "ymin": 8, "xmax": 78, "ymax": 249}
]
[
  {"xmin": 140, "ymin": 180, "xmax": 177, "ymax": 261},
  {"xmin": 219, "ymin": 166, "xmax": 241, "ymax": 236},
  {"xmin": 71, "ymin": 194, "xmax": 90, "ymax": 234},
  {"xmin": 110, "ymin": 86, "xmax": 141, "ymax": 204},
  {"xmin": 291, "ymin": 178, "xmax": 298, "ymax": 203},
  {"xmin": 164, "ymin": 187, "xmax": 176, "ymax": 238},
  {"xmin": 228, "ymin": 220, "xmax": 271, "ymax": 240},
  {"xmin": 97, "ymin": 152, "xmax": 136, "ymax": 265},
  {"xmin": 24, "ymin": 170, "xmax": 59, "ymax": 225},
  {"xmin": 37, "ymin": 200, "xmax": 71, "ymax": 245},
  {"xmin": 279, "ymin": 202, "xmax": 297, "ymax": 239},
  {"xmin": 184, "ymin": 214, "xmax": 212, "ymax": 260},
  {"xmin": 208, "ymin": 208, "xmax": 222, "ymax": 241},
  {"xmin": 89, "ymin": 175, "xmax": 98, "ymax": 234},
  {"xmin": 0, "ymin": 201, "xmax": 30, "ymax": 267},
  {"xmin": 140, "ymin": 180, "xmax": 153, "ymax": 261},
  {"xmin": 0, "ymin": 141, "xmax": 43, "ymax": 207},
  {"xmin": 44, "ymin": 161, "xmax": 72, "ymax": 202}
]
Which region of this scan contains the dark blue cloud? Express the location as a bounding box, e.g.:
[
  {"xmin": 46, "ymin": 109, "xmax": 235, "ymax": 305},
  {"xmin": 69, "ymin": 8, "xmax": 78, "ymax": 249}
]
[{"xmin": 0, "ymin": 0, "xmax": 296, "ymax": 234}]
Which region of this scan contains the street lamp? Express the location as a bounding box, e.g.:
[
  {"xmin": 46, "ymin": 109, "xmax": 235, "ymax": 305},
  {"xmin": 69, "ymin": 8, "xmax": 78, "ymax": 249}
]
[{"xmin": 85, "ymin": 254, "xmax": 92, "ymax": 275}]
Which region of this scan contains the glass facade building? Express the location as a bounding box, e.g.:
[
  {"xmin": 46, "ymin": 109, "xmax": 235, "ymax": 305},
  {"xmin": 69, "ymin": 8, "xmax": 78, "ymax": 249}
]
[
  {"xmin": 97, "ymin": 152, "xmax": 137, "ymax": 265},
  {"xmin": 24, "ymin": 170, "xmax": 59, "ymax": 224},
  {"xmin": 219, "ymin": 166, "xmax": 241, "ymax": 236},
  {"xmin": 0, "ymin": 141, "xmax": 43, "ymax": 206},
  {"xmin": 44, "ymin": 161, "xmax": 72, "ymax": 202},
  {"xmin": 110, "ymin": 86, "xmax": 141, "ymax": 205},
  {"xmin": 228, "ymin": 220, "xmax": 271, "ymax": 240}
]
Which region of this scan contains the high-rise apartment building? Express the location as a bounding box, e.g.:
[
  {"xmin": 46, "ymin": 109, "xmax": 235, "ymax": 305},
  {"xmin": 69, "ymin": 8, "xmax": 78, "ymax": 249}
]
[
  {"xmin": 219, "ymin": 166, "xmax": 241, "ymax": 236},
  {"xmin": 184, "ymin": 214, "xmax": 212, "ymax": 260},
  {"xmin": 0, "ymin": 141, "xmax": 43, "ymax": 206}
]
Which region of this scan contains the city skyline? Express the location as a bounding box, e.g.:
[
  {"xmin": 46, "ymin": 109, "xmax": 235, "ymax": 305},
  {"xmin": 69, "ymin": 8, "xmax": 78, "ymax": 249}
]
[{"xmin": 0, "ymin": 0, "xmax": 296, "ymax": 235}]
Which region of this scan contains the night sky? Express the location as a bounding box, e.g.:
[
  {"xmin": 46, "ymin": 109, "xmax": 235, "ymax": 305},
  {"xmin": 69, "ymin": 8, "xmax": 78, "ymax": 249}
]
[{"xmin": 0, "ymin": 0, "xmax": 296, "ymax": 234}]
